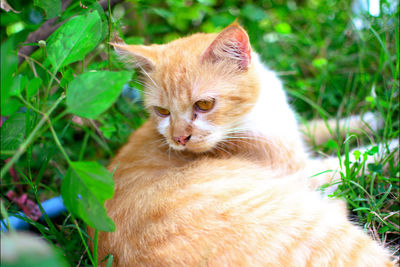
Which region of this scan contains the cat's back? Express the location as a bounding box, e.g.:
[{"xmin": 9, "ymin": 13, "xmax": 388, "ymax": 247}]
[{"xmin": 98, "ymin": 158, "xmax": 394, "ymax": 266}]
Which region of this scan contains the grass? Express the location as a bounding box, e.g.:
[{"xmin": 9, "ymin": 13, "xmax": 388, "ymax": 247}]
[{"xmin": 1, "ymin": 0, "xmax": 399, "ymax": 265}]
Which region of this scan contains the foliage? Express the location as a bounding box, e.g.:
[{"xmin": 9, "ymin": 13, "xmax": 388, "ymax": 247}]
[{"xmin": 1, "ymin": 0, "xmax": 398, "ymax": 265}]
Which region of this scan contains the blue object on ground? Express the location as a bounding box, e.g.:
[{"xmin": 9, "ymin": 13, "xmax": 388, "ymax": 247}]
[
  {"xmin": 1, "ymin": 195, "xmax": 66, "ymax": 232},
  {"xmin": 121, "ymin": 83, "xmax": 142, "ymax": 101}
]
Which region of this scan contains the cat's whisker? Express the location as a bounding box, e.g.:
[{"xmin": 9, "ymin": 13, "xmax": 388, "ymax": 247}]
[
  {"xmin": 213, "ymin": 143, "xmax": 232, "ymax": 156},
  {"xmin": 223, "ymin": 135, "xmax": 260, "ymax": 141},
  {"xmin": 217, "ymin": 140, "xmax": 242, "ymax": 151},
  {"xmin": 138, "ymin": 65, "xmax": 162, "ymax": 91},
  {"xmin": 224, "ymin": 127, "xmax": 255, "ymax": 134},
  {"xmin": 224, "ymin": 129, "xmax": 251, "ymax": 135},
  {"xmin": 223, "ymin": 135, "xmax": 271, "ymax": 145},
  {"xmin": 148, "ymin": 137, "xmax": 168, "ymax": 146},
  {"xmin": 130, "ymin": 79, "xmax": 146, "ymax": 87}
]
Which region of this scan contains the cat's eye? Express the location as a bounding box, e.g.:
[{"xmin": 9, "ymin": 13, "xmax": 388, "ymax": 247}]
[
  {"xmin": 154, "ymin": 106, "xmax": 170, "ymax": 117},
  {"xmin": 194, "ymin": 99, "xmax": 215, "ymax": 112}
]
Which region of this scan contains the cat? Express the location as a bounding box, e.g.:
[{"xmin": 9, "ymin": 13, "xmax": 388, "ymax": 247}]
[
  {"xmin": 94, "ymin": 159, "xmax": 394, "ymax": 266},
  {"xmin": 88, "ymin": 23, "xmax": 395, "ymax": 266}
]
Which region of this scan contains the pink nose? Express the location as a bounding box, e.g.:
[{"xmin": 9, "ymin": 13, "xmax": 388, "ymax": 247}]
[{"xmin": 174, "ymin": 135, "xmax": 191, "ymax": 145}]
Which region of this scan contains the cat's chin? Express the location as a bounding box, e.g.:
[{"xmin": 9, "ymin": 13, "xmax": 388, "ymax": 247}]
[{"xmin": 168, "ymin": 142, "xmax": 215, "ymax": 154}]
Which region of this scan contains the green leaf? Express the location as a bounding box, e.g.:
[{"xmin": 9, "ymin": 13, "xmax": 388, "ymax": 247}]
[
  {"xmin": 106, "ymin": 254, "xmax": 114, "ymax": 267},
  {"xmin": 377, "ymin": 226, "xmax": 390, "ymax": 234},
  {"xmin": 366, "ymin": 145, "xmax": 379, "ymax": 155},
  {"xmin": 77, "ymin": 2, "xmax": 107, "ymax": 41},
  {"xmin": 365, "ymin": 96, "xmax": 376, "ymax": 108},
  {"xmin": 367, "ymin": 163, "xmax": 383, "ymax": 174},
  {"xmin": 47, "ymin": 11, "xmax": 102, "ymax": 73},
  {"xmin": 1, "ymin": 97, "xmax": 21, "ymax": 117},
  {"xmin": 61, "ymin": 161, "xmax": 115, "ymax": 232},
  {"xmin": 90, "ymin": 2, "xmax": 107, "ymax": 41},
  {"xmin": 325, "ymin": 139, "xmax": 338, "ymax": 150},
  {"xmin": 9, "ymin": 75, "xmax": 28, "ymax": 97},
  {"xmin": 99, "ymin": 125, "xmax": 117, "ymax": 139},
  {"xmin": 0, "ymin": 113, "xmax": 26, "ymax": 159},
  {"xmin": 34, "ymin": 0, "xmax": 61, "ymax": 19},
  {"xmin": 274, "ymin": 23, "xmax": 292, "ymax": 34},
  {"xmin": 1, "ymin": 38, "xmax": 19, "ymax": 116},
  {"xmin": 1, "ymin": 74, "xmax": 28, "ymax": 116},
  {"xmin": 26, "ymin": 77, "xmax": 42, "ymax": 98},
  {"xmin": 60, "ymin": 67, "xmax": 75, "ymax": 89},
  {"xmin": 81, "ymin": 0, "xmax": 97, "ymax": 5},
  {"xmin": 66, "ymin": 71, "xmax": 131, "ymax": 119},
  {"xmin": 312, "ymin": 58, "xmax": 328, "ymax": 69},
  {"xmin": 353, "ymin": 150, "xmax": 361, "ymax": 161}
]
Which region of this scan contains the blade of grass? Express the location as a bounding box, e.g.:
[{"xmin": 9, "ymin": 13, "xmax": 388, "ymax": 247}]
[
  {"xmin": 72, "ymin": 216, "xmax": 96, "ymax": 267},
  {"xmin": 0, "ymin": 201, "xmax": 14, "ymax": 233}
]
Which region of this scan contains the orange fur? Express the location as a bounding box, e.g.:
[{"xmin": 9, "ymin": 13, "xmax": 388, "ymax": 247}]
[
  {"xmin": 113, "ymin": 27, "xmax": 308, "ymax": 171},
  {"xmin": 89, "ymin": 24, "xmax": 395, "ymax": 266},
  {"xmin": 94, "ymin": 156, "xmax": 394, "ymax": 266}
]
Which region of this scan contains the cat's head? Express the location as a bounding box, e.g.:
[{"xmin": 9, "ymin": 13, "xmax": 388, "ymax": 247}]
[{"xmin": 113, "ymin": 23, "xmax": 260, "ymax": 153}]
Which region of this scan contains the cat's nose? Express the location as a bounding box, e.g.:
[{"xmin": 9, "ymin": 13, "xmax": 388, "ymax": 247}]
[{"xmin": 174, "ymin": 135, "xmax": 191, "ymax": 145}]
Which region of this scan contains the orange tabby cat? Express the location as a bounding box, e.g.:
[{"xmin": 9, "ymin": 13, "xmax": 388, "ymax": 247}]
[{"xmin": 89, "ymin": 23, "xmax": 395, "ymax": 266}]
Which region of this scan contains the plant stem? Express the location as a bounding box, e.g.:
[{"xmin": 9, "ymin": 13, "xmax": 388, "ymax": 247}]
[
  {"xmin": 73, "ymin": 218, "xmax": 96, "ymax": 267},
  {"xmin": 18, "ymin": 95, "xmax": 42, "ymax": 114},
  {"xmin": 0, "ymin": 94, "xmax": 65, "ymax": 179},
  {"xmin": 48, "ymin": 119, "xmax": 72, "ymax": 164},
  {"xmin": 108, "ymin": 0, "xmax": 112, "ymax": 70},
  {"xmin": 1, "ymin": 117, "xmax": 46, "ymax": 179},
  {"xmin": 51, "ymin": 110, "xmax": 69, "ymax": 126},
  {"xmin": 78, "ymin": 132, "xmax": 90, "ymax": 161},
  {"xmin": 17, "ymin": 53, "xmax": 61, "ymax": 84},
  {"xmin": 20, "ymin": 94, "xmax": 72, "ymax": 165},
  {"xmin": 34, "ymin": 109, "xmax": 68, "ymax": 142},
  {"xmin": 43, "ymin": 74, "xmax": 56, "ymax": 109}
]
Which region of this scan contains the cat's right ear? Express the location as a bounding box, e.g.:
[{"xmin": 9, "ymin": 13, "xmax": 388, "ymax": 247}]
[
  {"xmin": 111, "ymin": 34, "xmax": 158, "ymax": 72},
  {"xmin": 201, "ymin": 22, "xmax": 251, "ymax": 71}
]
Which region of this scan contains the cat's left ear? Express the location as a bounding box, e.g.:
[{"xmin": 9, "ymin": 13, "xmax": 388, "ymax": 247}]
[
  {"xmin": 110, "ymin": 33, "xmax": 158, "ymax": 71},
  {"xmin": 201, "ymin": 22, "xmax": 251, "ymax": 70}
]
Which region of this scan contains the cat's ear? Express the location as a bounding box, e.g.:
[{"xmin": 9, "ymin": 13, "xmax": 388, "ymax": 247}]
[
  {"xmin": 201, "ymin": 22, "xmax": 251, "ymax": 70},
  {"xmin": 111, "ymin": 34, "xmax": 158, "ymax": 71}
]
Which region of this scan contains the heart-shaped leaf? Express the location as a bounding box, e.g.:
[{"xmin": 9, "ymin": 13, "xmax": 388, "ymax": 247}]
[{"xmin": 61, "ymin": 161, "xmax": 115, "ymax": 232}]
